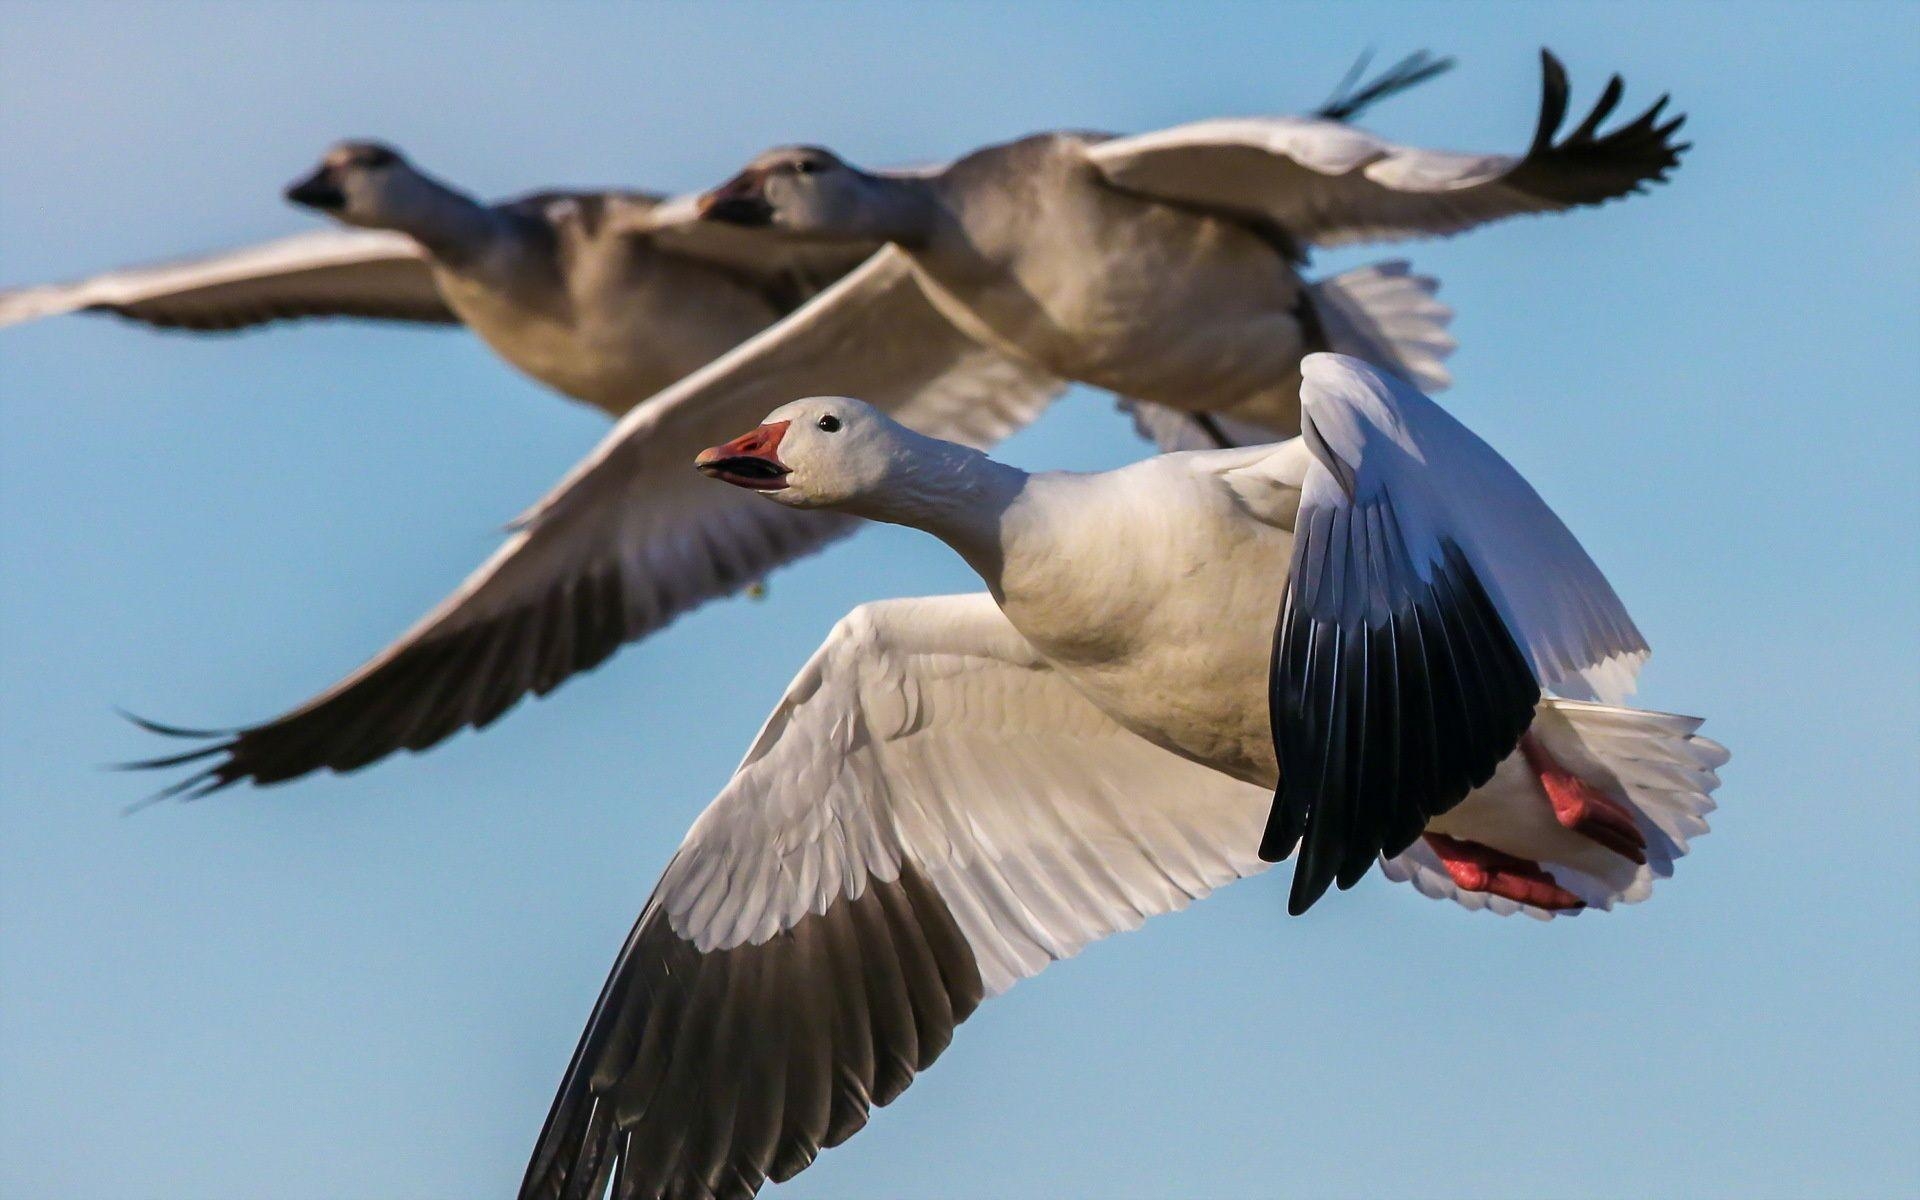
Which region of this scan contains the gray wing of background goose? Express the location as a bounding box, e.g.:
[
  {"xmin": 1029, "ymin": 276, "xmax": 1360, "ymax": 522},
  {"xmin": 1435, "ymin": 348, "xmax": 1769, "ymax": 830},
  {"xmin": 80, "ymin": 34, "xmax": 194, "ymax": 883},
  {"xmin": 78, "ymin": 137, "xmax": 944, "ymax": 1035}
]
[{"xmin": 0, "ymin": 229, "xmax": 456, "ymax": 331}]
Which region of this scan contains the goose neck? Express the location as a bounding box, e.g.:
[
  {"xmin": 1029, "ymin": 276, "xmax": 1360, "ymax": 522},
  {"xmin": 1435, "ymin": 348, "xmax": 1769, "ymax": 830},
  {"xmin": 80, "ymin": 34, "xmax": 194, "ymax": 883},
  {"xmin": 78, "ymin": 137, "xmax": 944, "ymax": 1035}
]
[
  {"xmin": 850, "ymin": 443, "xmax": 1028, "ymax": 576},
  {"xmin": 392, "ymin": 176, "xmax": 500, "ymax": 265}
]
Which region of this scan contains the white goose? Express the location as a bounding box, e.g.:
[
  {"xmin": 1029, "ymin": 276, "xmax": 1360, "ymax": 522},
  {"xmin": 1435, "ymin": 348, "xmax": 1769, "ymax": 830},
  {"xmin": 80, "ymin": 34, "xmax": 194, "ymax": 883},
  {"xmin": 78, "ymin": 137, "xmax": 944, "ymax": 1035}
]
[
  {"xmin": 134, "ymin": 51, "xmax": 1681, "ymax": 795},
  {"xmin": 518, "ymin": 355, "xmax": 1726, "ymax": 1199},
  {"xmin": 0, "ymin": 140, "xmax": 878, "ymax": 418}
]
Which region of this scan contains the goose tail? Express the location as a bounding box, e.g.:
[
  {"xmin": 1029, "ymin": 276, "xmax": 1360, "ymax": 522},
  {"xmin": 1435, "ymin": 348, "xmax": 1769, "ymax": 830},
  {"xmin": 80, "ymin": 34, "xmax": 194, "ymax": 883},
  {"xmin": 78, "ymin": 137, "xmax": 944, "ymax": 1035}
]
[
  {"xmin": 1309, "ymin": 260, "xmax": 1456, "ymax": 393},
  {"xmin": 1382, "ymin": 699, "xmax": 1729, "ymax": 919}
]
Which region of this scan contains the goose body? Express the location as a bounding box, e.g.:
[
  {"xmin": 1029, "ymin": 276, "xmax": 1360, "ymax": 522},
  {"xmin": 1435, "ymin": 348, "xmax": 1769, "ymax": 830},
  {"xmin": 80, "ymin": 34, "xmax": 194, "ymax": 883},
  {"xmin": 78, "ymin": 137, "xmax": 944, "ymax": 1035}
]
[
  {"xmin": 418, "ymin": 194, "xmax": 798, "ymax": 414},
  {"xmin": 974, "ymin": 450, "xmax": 1292, "ymax": 780},
  {"xmin": 515, "ymin": 355, "xmax": 1726, "ymax": 1198},
  {"xmin": 904, "ymin": 133, "xmax": 1323, "ymax": 431}
]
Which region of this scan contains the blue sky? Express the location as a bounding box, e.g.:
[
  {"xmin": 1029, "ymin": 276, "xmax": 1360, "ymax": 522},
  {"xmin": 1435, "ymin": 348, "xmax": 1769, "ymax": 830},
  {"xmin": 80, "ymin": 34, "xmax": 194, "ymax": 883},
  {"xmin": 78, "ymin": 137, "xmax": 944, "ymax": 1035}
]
[{"xmin": 2, "ymin": 2, "xmax": 1916, "ymax": 1197}]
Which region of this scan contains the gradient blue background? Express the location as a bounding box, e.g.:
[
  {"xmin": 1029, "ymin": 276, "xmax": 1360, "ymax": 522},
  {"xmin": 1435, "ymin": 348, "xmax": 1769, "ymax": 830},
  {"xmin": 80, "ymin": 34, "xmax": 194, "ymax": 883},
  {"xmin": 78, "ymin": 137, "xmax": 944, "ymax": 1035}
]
[{"xmin": 3, "ymin": 3, "xmax": 1916, "ymax": 1197}]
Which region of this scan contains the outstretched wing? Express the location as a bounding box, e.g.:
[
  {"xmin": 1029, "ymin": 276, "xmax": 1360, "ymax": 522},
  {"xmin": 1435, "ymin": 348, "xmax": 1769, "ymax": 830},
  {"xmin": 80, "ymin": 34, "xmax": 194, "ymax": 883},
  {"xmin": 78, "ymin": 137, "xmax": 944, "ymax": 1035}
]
[
  {"xmin": 1232, "ymin": 353, "xmax": 1646, "ymax": 913},
  {"xmin": 0, "ymin": 229, "xmax": 455, "ymax": 330},
  {"xmin": 134, "ymin": 248, "xmax": 1062, "ymax": 797},
  {"xmin": 1087, "ymin": 50, "xmax": 1687, "ymax": 248},
  {"xmin": 521, "ymin": 594, "xmax": 1274, "ymax": 1200}
]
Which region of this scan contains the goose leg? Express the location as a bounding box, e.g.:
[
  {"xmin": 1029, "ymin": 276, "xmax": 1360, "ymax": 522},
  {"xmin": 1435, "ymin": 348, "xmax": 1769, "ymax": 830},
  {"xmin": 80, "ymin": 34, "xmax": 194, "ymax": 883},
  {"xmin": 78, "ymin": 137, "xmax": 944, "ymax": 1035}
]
[
  {"xmin": 1421, "ymin": 833, "xmax": 1585, "ymax": 910},
  {"xmin": 1519, "ymin": 733, "xmax": 1648, "ymax": 863}
]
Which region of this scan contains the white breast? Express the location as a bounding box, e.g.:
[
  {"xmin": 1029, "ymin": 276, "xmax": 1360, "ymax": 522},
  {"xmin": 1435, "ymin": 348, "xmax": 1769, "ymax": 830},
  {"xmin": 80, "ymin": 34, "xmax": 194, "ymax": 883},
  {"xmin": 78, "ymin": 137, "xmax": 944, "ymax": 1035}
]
[{"xmin": 991, "ymin": 456, "xmax": 1295, "ymax": 786}]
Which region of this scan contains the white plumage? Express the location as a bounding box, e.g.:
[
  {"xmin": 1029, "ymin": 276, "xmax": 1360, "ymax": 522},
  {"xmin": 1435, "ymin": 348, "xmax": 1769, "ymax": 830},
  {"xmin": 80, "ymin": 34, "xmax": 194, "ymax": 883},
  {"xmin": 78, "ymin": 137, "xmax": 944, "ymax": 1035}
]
[{"xmin": 520, "ymin": 355, "xmax": 1727, "ymax": 1199}]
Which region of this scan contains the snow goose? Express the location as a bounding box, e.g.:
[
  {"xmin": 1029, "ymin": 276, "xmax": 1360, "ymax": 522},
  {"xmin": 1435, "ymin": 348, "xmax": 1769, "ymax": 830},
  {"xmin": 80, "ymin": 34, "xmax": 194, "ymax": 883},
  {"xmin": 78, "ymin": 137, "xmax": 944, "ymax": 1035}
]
[
  {"xmin": 694, "ymin": 49, "xmax": 1684, "ymax": 445},
  {"xmin": 1, "ymin": 140, "xmax": 876, "ymax": 417},
  {"xmin": 518, "ymin": 356, "xmax": 1726, "ymax": 1197},
  {"xmin": 122, "ymin": 54, "xmax": 1487, "ymax": 794}
]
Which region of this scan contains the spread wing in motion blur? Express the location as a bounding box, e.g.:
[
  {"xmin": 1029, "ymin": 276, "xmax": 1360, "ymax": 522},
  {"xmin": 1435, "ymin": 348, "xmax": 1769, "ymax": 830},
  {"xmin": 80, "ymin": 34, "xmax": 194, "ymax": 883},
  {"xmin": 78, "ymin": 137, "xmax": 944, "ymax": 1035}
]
[
  {"xmin": 0, "ymin": 229, "xmax": 455, "ymax": 330},
  {"xmin": 1089, "ymin": 50, "xmax": 1687, "ymax": 248},
  {"xmin": 131, "ymin": 249, "xmax": 1062, "ymax": 798}
]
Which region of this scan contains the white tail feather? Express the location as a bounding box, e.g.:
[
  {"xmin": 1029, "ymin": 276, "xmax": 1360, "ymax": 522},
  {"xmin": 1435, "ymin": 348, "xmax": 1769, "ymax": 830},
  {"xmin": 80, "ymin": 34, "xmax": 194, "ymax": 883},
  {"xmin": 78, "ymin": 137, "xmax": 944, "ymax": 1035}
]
[{"xmin": 1382, "ymin": 699, "xmax": 1728, "ymax": 920}]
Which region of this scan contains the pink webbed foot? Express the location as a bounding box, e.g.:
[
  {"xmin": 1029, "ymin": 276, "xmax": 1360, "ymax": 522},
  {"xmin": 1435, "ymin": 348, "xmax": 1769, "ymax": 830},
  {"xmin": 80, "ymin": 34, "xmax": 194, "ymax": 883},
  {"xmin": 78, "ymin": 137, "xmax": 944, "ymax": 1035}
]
[
  {"xmin": 1520, "ymin": 734, "xmax": 1648, "ymax": 864},
  {"xmin": 1423, "ymin": 833, "xmax": 1585, "ymax": 911}
]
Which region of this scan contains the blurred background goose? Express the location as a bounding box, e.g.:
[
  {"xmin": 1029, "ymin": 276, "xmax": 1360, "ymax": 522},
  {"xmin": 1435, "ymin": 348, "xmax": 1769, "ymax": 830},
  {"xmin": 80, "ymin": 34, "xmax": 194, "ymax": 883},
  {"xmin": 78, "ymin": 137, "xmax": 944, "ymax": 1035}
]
[
  {"xmin": 695, "ymin": 49, "xmax": 1684, "ymax": 446},
  {"xmin": 129, "ymin": 50, "xmax": 1684, "ymax": 797},
  {"xmin": 0, "ymin": 140, "xmax": 876, "ymax": 418}
]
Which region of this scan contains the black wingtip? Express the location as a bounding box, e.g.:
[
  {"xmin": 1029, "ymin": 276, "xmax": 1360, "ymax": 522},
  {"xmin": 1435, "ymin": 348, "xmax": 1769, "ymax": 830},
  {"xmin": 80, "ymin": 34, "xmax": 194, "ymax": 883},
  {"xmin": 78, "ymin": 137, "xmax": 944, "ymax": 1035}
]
[
  {"xmin": 120, "ymin": 767, "xmax": 234, "ymax": 815},
  {"xmin": 113, "ymin": 705, "xmax": 245, "ymax": 810},
  {"xmin": 1316, "ymin": 49, "xmax": 1457, "ymax": 123},
  {"xmin": 1531, "ymin": 49, "xmax": 1574, "ymax": 152},
  {"xmin": 1286, "ymin": 867, "xmax": 1334, "ymax": 916},
  {"xmin": 113, "ymin": 705, "xmax": 235, "ymax": 740},
  {"xmin": 1257, "ymin": 818, "xmax": 1299, "ymax": 865},
  {"xmin": 1512, "ymin": 50, "xmax": 1690, "ymax": 207},
  {"xmin": 108, "ymin": 742, "xmax": 227, "ymax": 773}
]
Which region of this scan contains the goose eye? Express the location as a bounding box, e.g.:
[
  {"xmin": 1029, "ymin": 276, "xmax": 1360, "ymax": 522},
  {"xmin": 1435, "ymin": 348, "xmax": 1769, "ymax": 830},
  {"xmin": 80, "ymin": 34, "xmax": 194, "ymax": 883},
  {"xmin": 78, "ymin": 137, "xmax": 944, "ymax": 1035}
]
[
  {"xmin": 816, "ymin": 414, "xmax": 842, "ymax": 433},
  {"xmin": 793, "ymin": 159, "xmax": 818, "ymax": 176}
]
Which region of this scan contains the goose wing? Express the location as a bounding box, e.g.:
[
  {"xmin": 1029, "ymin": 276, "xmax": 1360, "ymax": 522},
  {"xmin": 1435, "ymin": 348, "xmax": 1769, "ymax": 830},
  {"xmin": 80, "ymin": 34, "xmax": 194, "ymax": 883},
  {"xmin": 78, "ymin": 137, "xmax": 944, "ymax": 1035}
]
[
  {"xmin": 134, "ymin": 248, "xmax": 1062, "ymax": 797},
  {"xmin": 521, "ymin": 594, "xmax": 1273, "ymax": 1200},
  {"xmin": 1086, "ymin": 51, "xmax": 1686, "ymax": 248},
  {"xmin": 0, "ymin": 228, "xmax": 455, "ymax": 330},
  {"xmin": 1229, "ymin": 353, "xmax": 1646, "ymax": 913}
]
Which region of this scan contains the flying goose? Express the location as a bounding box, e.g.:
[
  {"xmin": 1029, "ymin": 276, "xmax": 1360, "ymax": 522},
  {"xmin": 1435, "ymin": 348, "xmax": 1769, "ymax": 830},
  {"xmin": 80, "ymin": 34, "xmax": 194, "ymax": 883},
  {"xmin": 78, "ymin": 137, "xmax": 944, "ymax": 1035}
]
[
  {"xmin": 517, "ymin": 354, "xmax": 1726, "ymax": 1198},
  {"xmin": 0, "ymin": 141, "xmax": 877, "ymax": 418},
  {"xmin": 132, "ymin": 52, "xmax": 1673, "ymax": 795},
  {"xmin": 695, "ymin": 49, "xmax": 1684, "ymax": 444}
]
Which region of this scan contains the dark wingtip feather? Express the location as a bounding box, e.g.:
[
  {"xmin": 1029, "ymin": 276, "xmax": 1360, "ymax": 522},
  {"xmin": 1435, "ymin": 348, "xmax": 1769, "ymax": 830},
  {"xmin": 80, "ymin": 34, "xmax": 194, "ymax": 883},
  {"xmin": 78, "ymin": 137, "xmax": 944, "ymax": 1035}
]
[
  {"xmin": 114, "ymin": 706, "xmax": 234, "ymax": 740},
  {"xmin": 1270, "ymin": 527, "xmax": 1539, "ymax": 915},
  {"xmin": 112, "ymin": 706, "xmax": 249, "ymax": 810},
  {"xmin": 109, "ymin": 742, "xmax": 227, "ymax": 773},
  {"xmin": 1501, "ymin": 52, "xmax": 1691, "ymax": 211},
  {"xmin": 1316, "ymin": 49, "xmax": 1457, "ymax": 123},
  {"xmin": 120, "ymin": 767, "xmax": 234, "ymax": 815}
]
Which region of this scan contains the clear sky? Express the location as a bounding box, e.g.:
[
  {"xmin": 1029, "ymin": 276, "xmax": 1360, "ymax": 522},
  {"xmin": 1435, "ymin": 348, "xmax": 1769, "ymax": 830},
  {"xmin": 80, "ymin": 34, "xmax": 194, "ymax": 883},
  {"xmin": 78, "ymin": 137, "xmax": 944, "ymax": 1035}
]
[{"xmin": 2, "ymin": 2, "xmax": 1916, "ymax": 1197}]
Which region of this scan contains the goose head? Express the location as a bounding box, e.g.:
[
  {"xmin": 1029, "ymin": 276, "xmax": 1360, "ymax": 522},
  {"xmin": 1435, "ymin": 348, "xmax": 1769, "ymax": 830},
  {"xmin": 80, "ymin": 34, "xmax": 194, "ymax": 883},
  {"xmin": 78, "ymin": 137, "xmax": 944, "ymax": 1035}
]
[
  {"xmin": 698, "ymin": 147, "xmax": 930, "ymax": 244},
  {"xmin": 284, "ymin": 141, "xmax": 445, "ymax": 230},
  {"xmin": 696, "ymin": 397, "xmax": 915, "ymax": 510}
]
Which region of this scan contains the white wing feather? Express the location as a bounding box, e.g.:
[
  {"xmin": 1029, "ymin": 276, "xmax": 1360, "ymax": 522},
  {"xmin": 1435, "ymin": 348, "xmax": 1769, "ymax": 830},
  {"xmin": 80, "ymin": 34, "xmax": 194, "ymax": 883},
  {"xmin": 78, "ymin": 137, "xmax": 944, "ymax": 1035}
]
[
  {"xmin": 1291, "ymin": 352, "xmax": 1647, "ymax": 700},
  {"xmin": 661, "ymin": 594, "xmax": 1271, "ymax": 994}
]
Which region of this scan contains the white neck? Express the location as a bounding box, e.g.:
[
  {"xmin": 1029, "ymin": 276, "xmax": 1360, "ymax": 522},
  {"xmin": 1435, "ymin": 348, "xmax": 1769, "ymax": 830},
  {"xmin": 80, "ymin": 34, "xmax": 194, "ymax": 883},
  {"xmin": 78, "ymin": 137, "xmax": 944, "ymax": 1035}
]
[{"xmin": 837, "ymin": 436, "xmax": 1029, "ymax": 582}]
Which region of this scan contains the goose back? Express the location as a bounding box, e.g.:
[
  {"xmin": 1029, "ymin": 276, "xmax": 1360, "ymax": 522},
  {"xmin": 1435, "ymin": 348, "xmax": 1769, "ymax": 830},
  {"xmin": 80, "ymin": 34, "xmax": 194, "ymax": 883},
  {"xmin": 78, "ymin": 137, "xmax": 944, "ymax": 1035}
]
[{"xmin": 908, "ymin": 133, "xmax": 1320, "ymax": 433}]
